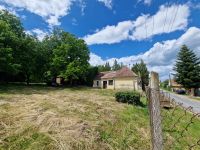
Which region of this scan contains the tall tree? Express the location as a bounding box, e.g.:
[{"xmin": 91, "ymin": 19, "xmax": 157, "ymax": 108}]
[
  {"xmin": 105, "ymin": 62, "xmax": 111, "ymax": 71},
  {"xmin": 51, "ymin": 30, "xmax": 89, "ymax": 85},
  {"xmin": 112, "ymin": 59, "xmax": 121, "ymax": 71},
  {"xmin": 0, "ymin": 10, "xmax": 24, "ymax": 37},
  {"xmin": 18, "ymin": 35, "xmax": 38, "ymax": 85},
  {"xmin": 0, "ymin": 20, "xmax": 15, "ymax": 74},
  {"xmin": 0, "ymin": 11, "xmax": 23, "ymax": 81},
  {"xmin": 132, "ymin": 60, "xmax": 149, "ymax": 91},
  {"xmin": 98, "ymin": 62, "xmax": 111, "ymax": 72},
  {"xmin": 174, "ymin": 45, "xmax": 200, "ymax": 95}
]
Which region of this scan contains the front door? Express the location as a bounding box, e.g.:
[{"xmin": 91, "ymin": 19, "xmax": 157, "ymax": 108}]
[{"xmin": 103, "ymin": 81, "xmax": 107, "ymax": 89}]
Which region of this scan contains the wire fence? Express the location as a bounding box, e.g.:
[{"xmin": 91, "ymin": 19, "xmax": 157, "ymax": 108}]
[{"xmin": 146, "ymin": 72, "xmax": 200, "ymax": 150}]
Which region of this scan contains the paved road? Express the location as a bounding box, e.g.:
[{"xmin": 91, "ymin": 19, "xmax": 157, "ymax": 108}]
[{"xmin": 163, "ymin": 91, "xmax": 200, "ymax": 114}]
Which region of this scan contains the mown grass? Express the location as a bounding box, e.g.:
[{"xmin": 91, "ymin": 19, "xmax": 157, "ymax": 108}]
[
  {"xmin": 0, "ymin": 85, "xmax": 199, "ymax": 150},
  {"xmin": 1, "ymin": 126, "xmax": 56, "ymax": 150}
]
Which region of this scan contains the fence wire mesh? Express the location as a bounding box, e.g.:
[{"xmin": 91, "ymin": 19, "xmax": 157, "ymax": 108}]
[{"xmin": 146, "ymin": 87, "xmax": 200, "ymax": 150}]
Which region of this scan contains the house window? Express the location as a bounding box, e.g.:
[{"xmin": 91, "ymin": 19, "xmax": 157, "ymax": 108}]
[
  {"xmin": 96, "ymin": 81, "xmax": 99, "ymax": 86},
  {"xmin": 108, "ymin": 80, "xmax": 113, "ymax": 85}
]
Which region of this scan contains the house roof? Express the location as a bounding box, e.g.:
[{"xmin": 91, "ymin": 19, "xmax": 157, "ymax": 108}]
[
  {"xmin": 95, "ymin": 67, "xmax": 137, "ymax": 80},
  {"xmin": 101, "ymin": 71, "xmax": 116, "ymax": 79},
  {"xmin": 170, "ymin": 79, "xmax": 183, "ymax": 87},
  {"xmin": 115, "ymin": 67, "xmax": 137, "ymax": 78},
  {"xmin": 94, "ymin": 71, "xmax": 112, "ymax": 80}
]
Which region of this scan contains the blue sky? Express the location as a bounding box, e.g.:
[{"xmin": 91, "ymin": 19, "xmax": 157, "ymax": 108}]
[{"xmin": 0, "ymin": 0, "xmax": 200, "ymax": 80}]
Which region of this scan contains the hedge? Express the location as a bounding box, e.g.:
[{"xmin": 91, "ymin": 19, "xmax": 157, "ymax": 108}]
[{"xmin": 115, "ymin": 91, "xmax": 141, "ymax": 105}]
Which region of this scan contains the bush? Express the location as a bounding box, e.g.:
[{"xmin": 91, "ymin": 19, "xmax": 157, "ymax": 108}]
[{"xmin": 115, "ymin": 91, "xmax": 141, "ymax": 105}]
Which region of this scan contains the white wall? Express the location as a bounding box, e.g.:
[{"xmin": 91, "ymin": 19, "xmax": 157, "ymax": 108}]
[{"xmin": 93, "ymin": 80, "xmax": 101, "ymax": 88}]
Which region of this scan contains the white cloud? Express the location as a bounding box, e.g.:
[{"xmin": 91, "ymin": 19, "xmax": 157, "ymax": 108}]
[
  {"xmin": 89, "ymin": 53, "xmax": 105, "ymax": 65},
  {"xmin": 89, "ymin": 27, "xmax": 200, "ymax": 80},
  {"xmin": 144, "ymin": 0, "xmax": 152, "ymax": 5},
  {"xmin": 26, "ymin": 29, "xmax": 48, "ymax": 41},
  {"xmin": 0, "ymin": 5, "xmax": 6, "ymax": 10},
  {"xmin": 72, "ymin": 18, "xmax": 78, "ymax": 26},
  {"xmin": 78, "ymin": 0, "xmax": 86, "ymax": 16},
  {"xmin": 131, "ymin": 4, "xmax": 189, "ymax": 41},
  {"xmin": 1, "ymin": 0, "xmax": 73, "ymax": 26},
  {"xmin": 84, "ymin": 20, "xmax": 134, "ymax": 45},
  {"xmin": 84, "ymin": 4, "xmax": 190, "ymax": 45},
  {"xmin": 138, "ymin": 0, "xmax": 152, "ymax": 5},
  {"xmin": 0, "ymin": 4, "xmax": 18, "ymax": 15},
  {"xmin": 98, "ymin": 0, "xmax": 112, "ymax": 9}
]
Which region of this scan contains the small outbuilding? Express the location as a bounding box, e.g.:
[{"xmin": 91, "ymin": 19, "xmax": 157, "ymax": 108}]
[{"xmin": 93, "ymin": 67, "xmax": 140, "ymax": 90}]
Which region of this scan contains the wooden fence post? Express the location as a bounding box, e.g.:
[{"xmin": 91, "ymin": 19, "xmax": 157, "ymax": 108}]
[{"xmin": 149, "ymin": 72, "xmax": 163, "ymax": 150}]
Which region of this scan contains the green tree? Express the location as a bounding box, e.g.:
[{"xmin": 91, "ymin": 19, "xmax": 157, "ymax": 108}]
[
  {"xmin": 84, "ymin": 66, "xmax": 98, "ymax": 86},
  {"xmin": 18, "ymin": 35, "xmax": 38, "ymax": 85},
  {"xmin": 112, "ymin": 59, "xmax": 121, "ymax": 71},
  {"xmin": 0, "ymin": 10, "xmax": 24, "ymax": 37},
  {"xmin": 174, "ymin": 45, "xmax": 200, "ymax": 95},
  {"xmin": 105, "ymin": 62, "xmax": 111, "ymax": 71},
  {"xmin": 0, "ymin": 18, "xmax": 22, "ymax": 82},
  {"xmin": 0, "ymin": 21, "xmax": 15, "ymax": 74},
  {"xmin": 0, "ymin": 10, "xmax": 25, "ymax": 82},
  {"xmin": 160, "ymin": 79, "xmax": 169, "ymax": 89},
  {"xmin": 132, "ymin": 60, "xmax": 149, "ymax": 91},
  {"xmin": 98, "ymin": 62, "xmax": 111, "ymax": 72},
  {"xmin": 51, "ymin": 31, "xmax": 89, "ymax": 85}
]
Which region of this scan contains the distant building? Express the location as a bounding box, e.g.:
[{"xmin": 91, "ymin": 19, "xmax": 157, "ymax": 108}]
[
  {"xmin": 169, "ymin": 79, "xmax": 184, "ymax": 92},
  {"xmin": 93, "ymin": 67, "xmax": 140, "ymax": 90}
]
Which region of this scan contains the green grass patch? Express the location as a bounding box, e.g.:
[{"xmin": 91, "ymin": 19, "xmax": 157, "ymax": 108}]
[
  {"xmin": 162, "ymin": 107, "xmax": 200, "ymax": 150},
  {"xmin": 0, "ymin": 126, "xmax": 56, "ymax": 150},
  {"xmin": 0, "ymin": 84, "xmax": 199, "ymax": 150},
  {"xmin": 98, "ymin": 104, "xmax": 151, "ymax": 150}
]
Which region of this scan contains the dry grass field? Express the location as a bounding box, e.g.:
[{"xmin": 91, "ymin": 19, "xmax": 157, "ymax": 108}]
[{"xmin": 0, "ymin": 85, "xmax": 151, "ymax": 150}]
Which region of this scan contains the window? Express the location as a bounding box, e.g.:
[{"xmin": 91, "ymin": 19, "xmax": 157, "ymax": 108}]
[
  {"xmin": 96, "ymin": 81, "xmax": 99, "ymax": 86},
  {"xmin": 108, "ymin": 80, "xmax": 113, "ymax": 85}
]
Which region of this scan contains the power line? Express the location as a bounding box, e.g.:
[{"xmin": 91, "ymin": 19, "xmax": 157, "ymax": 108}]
[
  {"xmin": 162, "ymin": 2, "xmax": 169, "ymax": 33},
  {"xmin": 169, "ymin": 1, "xmax": 180, "ymax": 32},
  {"xmin": 144, "ymin": 4, "xmax": 148, "ymax": 40},
  {"xmin": 152, "ymin": 0, "xmax": 155, "ymax": 38},
  {"xmin": 168, "ymin": 0, "xmax": 180, "ymax": 33},
  {"xmin": 145, "ymin": 15, "xmax": 148, "ymax": 39}
]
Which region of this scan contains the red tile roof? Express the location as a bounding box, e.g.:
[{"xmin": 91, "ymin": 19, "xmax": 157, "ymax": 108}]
[
  {"xmin": 101, "ymin": 71, "xmax": 116, "ymax": 79},
  {"xmin": 95, "ymin": 67, "xmax": 137, "ymax": 80},
  {"xmin": 115, "ymin": 67, "xmax": 137, "ymax": 78}
]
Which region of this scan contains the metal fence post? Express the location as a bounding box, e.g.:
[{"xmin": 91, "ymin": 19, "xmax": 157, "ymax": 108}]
[{"xmin": 149, "ymin": 72, "xmax": 163, "ymax": 150}]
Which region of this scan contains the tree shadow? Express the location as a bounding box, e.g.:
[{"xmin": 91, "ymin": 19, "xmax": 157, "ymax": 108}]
[{"xmin": 0, "ymin": 83, "xmax": 66, "ymax": 95}]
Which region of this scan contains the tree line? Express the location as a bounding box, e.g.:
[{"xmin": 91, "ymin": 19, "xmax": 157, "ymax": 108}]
[
  {"xmin": 0, "ymin": 10, "xmax": 98, "ymax": 86},
  {"xmin": 98, "ymin": 60, "xmax": 124, "ymax": 72},
  {"xmin": 0, "ymin": 10, "xmax": 151, "ymax": 88}
]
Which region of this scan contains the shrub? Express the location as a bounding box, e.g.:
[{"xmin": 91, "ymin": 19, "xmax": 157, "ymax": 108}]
[{"xmin": 115, "ymin": 91, "xmax": 141, "ymax": 105}]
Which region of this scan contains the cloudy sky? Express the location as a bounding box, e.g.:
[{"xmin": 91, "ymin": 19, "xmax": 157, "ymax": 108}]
[{"xmin": 0, "ymin": 0, "xmax": 200, "ymax": 80}]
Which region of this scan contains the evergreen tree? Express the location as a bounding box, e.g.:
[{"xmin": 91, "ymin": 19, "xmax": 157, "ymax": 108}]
[
  {"xmin": 120, "ymin": 62, "xmax": 124, "ymax": 68},
  {"xmin": 112, "ymin": 59, "xmax": 121, "ymax": 71},
  {"xmin": 98, "ymin": 62, "xmax": 111, "ymax": 72},
  {"xmin": 105, "ymin": 62, "xmax": 111, "ymax": 71},
  {"xmin": 174, "ymin": 45, "xmax": 200, "ymax": 95},
  {"xmin": 132, "ymin": 60, "xmax": 149, "ymax": 91}
]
